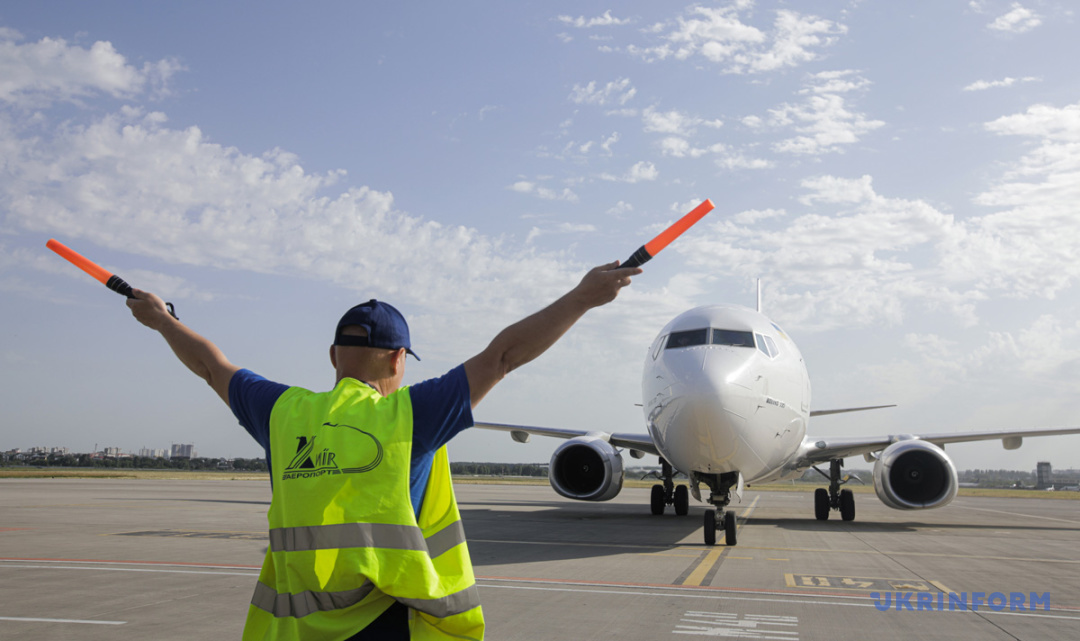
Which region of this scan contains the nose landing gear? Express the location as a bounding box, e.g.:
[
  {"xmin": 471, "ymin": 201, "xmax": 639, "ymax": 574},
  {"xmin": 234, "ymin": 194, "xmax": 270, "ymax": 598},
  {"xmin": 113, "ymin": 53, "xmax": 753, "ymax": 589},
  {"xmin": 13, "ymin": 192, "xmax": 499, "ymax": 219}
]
[
  {"xmin": 703, "ymin": 508, "xmax": 737, "ymax": 546},
  {"xmin": 696, "ymin": 471, "xmax": 741, "ymax": 546}
]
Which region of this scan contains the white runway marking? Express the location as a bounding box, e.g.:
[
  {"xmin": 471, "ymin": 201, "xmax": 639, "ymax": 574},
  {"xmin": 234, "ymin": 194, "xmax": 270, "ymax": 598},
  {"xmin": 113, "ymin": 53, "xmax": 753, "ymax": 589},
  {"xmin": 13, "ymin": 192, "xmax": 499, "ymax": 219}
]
[
  {"xmin": 954, "ymin": 505, "xmax": 1080, "ymax": 525},
  {"xmin": 0, "ymin": 616, "xmax": 126, "ymax": 625},
  {"xmin": 675, "ymin": 611, "xmax": 799, "ymax": 638},
  {"xmin": 0, "ymin": 563, "xmax": 258, "ymax": 577}
]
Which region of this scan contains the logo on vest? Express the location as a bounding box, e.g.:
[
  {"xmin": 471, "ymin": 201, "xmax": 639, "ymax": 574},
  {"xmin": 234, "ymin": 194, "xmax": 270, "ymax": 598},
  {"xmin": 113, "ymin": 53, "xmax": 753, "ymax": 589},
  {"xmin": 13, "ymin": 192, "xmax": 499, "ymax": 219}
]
[{"xmin": 282, "ymin": 422, "xmax": 384, "ymax": 481}]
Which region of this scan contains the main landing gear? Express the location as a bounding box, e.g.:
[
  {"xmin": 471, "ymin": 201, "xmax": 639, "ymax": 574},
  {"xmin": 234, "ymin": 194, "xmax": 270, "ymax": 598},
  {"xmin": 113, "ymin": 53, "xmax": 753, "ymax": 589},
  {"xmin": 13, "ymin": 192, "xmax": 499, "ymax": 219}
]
[
  {"xmin": 698, "ymin": 471, "xmax": 740, "ymax": 546},
  {"xmin": 813, "ymin": 459, "xmax": 856, "ymax": 521},
  {"xmin": 650, "ymin": 458, "xmax": 689, "ymax": 516}
]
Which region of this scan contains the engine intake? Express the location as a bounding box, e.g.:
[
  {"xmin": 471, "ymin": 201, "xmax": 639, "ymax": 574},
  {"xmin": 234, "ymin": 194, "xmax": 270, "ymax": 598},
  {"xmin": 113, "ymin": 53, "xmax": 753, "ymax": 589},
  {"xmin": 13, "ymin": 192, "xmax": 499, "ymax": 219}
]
[
  {"xmin": 873, "ymin": 439, "xmax": 957, "ymax": 510},
  {"xmin": 549, "ymin": 435, "xmax": 624, "ymax": 501}
]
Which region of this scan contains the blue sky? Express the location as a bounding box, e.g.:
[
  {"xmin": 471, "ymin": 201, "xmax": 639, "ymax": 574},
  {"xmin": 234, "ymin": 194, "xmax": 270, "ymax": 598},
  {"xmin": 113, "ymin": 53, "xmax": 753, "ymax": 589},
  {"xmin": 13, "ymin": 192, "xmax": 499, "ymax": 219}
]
[{"xmin": 2, "ymin": 1, "xmax": 1080, "ymax": 472}]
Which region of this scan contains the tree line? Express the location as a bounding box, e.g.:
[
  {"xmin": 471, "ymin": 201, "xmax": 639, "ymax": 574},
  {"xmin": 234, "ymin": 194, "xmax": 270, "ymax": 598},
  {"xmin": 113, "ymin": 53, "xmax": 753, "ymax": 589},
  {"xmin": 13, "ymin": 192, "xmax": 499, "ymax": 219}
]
[
  {"xmin": 450, "ymin": 462, "xmax": 548, "ymax": 477},
  {"xmin": 2, "ymin": 454, "xmax": 267, "ymax": 472}
]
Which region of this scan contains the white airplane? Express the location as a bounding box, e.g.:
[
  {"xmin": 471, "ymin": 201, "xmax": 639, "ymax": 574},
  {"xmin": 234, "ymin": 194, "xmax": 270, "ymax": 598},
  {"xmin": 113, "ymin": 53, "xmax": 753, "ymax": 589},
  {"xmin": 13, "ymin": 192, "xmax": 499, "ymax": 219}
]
[{"xmin": 477, "ymin": 303, "xmax": 1080, "ymax": 546}]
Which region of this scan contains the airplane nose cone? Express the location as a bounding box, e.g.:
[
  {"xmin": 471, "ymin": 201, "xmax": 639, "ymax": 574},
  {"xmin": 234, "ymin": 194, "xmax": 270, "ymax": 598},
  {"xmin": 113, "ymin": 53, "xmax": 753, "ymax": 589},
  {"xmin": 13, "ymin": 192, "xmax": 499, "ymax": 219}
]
[{"xmin": 648, "ymin": 347, "xmax": 756, "ymax": 473}]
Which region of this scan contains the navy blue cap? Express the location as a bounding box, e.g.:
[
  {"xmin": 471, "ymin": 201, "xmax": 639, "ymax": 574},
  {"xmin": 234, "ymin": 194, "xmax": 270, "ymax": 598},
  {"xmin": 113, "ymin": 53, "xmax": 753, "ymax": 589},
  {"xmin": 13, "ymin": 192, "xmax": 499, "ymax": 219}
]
[{"xmin": 335, "ymin": 299, "xmax": 419, "ymax": 360}]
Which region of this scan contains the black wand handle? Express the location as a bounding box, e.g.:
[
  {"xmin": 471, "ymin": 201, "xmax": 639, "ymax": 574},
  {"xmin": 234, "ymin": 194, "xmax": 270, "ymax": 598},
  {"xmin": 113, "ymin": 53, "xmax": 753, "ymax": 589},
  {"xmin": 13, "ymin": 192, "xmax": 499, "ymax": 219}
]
[{"xmin": 108, "ymin": 274, "xmax": 178, "ymax": 320}]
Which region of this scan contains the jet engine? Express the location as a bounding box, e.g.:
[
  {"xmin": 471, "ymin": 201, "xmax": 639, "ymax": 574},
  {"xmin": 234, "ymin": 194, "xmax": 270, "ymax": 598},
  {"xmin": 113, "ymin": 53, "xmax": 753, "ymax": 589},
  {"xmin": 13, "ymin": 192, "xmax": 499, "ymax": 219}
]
[
  {"xmin": 548, "ymin": 435, "xmax": 624, "ymax": 501},
  {"xmin": 873, "ymin": 439, "xmax": 958, "ymax": 510}
]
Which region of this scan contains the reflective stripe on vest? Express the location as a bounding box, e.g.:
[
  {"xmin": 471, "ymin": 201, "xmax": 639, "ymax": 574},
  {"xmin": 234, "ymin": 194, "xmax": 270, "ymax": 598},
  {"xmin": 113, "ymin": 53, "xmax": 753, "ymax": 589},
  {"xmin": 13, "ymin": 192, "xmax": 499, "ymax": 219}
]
[
  {"xmin": 251, "ymin": 580, "xmax": 480, "ymax": 620},
  {"xmin": 268, "ymin": 519, "xmax": 467, "ymax": 558},
  {"xmin": 251, "ymin": 580, "xmax": 376, "ymax": 619}
]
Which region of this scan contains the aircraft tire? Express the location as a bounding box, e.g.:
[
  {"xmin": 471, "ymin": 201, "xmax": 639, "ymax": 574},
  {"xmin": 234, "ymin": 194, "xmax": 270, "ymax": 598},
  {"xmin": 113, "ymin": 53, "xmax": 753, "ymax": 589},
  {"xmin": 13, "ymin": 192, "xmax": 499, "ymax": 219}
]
[
  {"xmin": 840, "ymin": 489, "xmax": 855, "ymax": 521},
  {"xmin": 650, "ymin": 484, "xmax": 665, "ymax": 515},
  {"xmin": 674, "ymin": 485, "xmax": 689, "ymax": 516},
  {"xmin": 703, "ymin": 510, "xmax": 716, "ymax": 546},
  {"xmin": 814, "ymin": 488, "xmax": 830, "ymax": 520},
  {"xmin": 724, "ymin": 511, "xmax": 737, "ymax": 546}
]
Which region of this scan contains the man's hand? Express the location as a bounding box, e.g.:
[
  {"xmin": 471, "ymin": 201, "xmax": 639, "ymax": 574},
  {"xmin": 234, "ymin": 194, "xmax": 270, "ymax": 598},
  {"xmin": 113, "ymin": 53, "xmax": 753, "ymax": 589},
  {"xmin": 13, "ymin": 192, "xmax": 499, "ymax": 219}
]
[
  {"xmin": 127, "ymin": 289, "xmax": 177, "ymax": 330},
  {"xmin": 569, "ymin": 261, "xmax": 643, "ymax": 309}
]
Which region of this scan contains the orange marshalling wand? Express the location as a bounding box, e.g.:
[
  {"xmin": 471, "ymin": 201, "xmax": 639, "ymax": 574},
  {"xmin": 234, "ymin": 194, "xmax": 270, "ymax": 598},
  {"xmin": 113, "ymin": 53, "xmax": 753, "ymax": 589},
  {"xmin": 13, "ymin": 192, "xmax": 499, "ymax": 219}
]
[
  {"xmin": 621, "ymin": 199, "xmax": 714, "ymax": 268},
  {"xmin": 45, "ymin": 239, "xmax": 178, "ymax": 318},
  {"xmin": 46, "ymin": 239, "xmax": 135, "ymax": 297}
]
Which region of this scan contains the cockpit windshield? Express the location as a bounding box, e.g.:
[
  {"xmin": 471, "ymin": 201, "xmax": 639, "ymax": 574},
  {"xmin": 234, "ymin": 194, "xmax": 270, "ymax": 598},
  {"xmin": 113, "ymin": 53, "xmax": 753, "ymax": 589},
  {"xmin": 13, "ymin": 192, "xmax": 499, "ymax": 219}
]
[
  {"xmin": 712, "ymin": 329, "xmax": 755, "ymax": 347},
  {"xmin": 666, "ymin": 328, "xmax": 709, "ymax": 349},
  {"xmin": 664, "ymin": 328, "xmax": 757, "ymax": 350}
]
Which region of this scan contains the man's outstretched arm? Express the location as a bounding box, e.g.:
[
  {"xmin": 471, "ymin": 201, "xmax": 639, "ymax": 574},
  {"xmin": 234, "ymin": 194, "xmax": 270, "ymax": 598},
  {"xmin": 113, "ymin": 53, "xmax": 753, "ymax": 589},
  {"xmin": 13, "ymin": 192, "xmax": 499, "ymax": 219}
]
[
  {"xmin": 127, "ymin": 289, "xmax": 239, "ymax": 406},
  {"xmin": 464, "ymin": 261, "xmax": 641, "ymax": 408}
]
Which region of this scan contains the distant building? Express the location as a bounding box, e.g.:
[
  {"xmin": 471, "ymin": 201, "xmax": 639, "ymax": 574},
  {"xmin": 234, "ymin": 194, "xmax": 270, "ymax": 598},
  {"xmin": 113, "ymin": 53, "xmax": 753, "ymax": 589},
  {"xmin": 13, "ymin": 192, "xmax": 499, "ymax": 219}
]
[
  {"xmin": 103, "ymin": 446, "xmax": 123, "ymax": 457},
  {"xmin": 138, "ymin": 447, "xmax": 167, "ymax": 458},
  {"xmin": 1036, "ymin": 461, "xmax": 1052, "ymax": 490},
  {"xmin": 171, "ymin": 443, "xmax": 196, "ymax": 459}
]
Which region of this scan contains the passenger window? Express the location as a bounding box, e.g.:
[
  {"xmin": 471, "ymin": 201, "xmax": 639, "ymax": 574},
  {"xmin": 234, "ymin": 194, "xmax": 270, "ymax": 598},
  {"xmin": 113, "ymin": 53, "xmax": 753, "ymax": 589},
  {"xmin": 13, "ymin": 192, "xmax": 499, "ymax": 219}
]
[
  {"xmin": 666, "ymin": 329, "xmax": 708, "ymax": 349},
  {"xmin": 711, "ymin": 329, "xmax": 755, "ymax": 348}
]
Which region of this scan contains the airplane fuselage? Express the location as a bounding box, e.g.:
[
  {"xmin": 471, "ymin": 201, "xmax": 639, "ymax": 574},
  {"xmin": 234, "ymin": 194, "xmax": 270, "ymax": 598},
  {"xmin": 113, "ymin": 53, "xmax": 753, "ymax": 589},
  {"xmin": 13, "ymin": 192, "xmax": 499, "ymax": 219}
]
[{"xmin": 643, "ymin": 305, "xmax": 810, "ymax": 485}]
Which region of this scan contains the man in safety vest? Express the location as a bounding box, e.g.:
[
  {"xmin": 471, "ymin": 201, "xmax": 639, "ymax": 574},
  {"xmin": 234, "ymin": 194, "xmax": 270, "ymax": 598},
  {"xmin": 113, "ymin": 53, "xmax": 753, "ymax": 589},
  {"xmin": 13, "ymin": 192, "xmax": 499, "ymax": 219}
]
[{"xmin": 126, "ymin": 260, "xmax": 641, "ymax": 640}]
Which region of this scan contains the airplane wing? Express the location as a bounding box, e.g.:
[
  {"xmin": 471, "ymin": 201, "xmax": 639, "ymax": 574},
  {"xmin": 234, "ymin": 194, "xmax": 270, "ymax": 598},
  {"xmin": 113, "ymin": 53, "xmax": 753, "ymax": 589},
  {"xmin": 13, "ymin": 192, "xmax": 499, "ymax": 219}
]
[
  {"xmin": 809, "ymin": 404, "xmax": 895, "ymax": 417},
  {"xmin": 795, "ymin": 426, "xmax": 1080, "ymax": 467},
  {"xmin": 473, "ymin": 421, "xmax": 659, "ymax": 456}
]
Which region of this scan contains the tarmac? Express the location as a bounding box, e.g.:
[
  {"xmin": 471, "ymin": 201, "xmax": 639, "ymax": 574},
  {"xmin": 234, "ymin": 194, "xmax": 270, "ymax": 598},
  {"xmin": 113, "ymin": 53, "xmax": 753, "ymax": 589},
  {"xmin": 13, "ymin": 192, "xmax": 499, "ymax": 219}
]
[{"xmin": 1, "ymin": 477, "xmax": 1078, "ymax": 640}]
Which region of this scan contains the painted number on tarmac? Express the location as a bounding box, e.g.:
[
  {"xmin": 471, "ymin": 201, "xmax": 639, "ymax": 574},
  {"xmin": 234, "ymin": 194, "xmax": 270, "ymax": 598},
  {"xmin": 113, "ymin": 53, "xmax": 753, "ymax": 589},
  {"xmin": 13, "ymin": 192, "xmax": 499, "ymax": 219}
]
[
  {"xmin": 674, "ymin": 612, "xmax": 799, "ymax": 639},
  {"xmin": 785, "ymin": 574, "xmax": 931, "ymax": 592}
]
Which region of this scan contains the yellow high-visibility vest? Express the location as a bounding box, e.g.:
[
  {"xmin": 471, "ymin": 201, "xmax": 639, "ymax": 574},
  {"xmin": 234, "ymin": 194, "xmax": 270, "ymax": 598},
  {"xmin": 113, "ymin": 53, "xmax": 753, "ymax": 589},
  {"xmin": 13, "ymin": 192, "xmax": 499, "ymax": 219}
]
[{"xmin": 242, "ymin": 378, "xmax": 484, "ymax": 640}]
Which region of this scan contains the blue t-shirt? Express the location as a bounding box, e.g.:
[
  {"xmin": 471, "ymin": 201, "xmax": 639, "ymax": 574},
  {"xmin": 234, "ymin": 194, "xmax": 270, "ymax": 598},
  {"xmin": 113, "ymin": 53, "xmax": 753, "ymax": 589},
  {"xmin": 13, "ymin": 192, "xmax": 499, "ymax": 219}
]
[{"xmin": 228, "ymin": 365, "xmax": 473, "ymax": 515}]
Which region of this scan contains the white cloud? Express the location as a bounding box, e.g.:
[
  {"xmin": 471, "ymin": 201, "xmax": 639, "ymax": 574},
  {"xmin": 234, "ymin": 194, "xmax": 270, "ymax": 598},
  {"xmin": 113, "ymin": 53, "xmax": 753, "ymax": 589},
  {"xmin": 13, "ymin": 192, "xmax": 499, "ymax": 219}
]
[
  {"xmin": 0, "ymin": 106, "xmax": 592, "ymax": 322},
  {"xmin": 659, "ymin": 136, "xmax": 728, "ymax": 159},
  {"xmin": 981, "ymin": 102, "xmax": 1080, "ymax": 140},
  {"xmin": 600, "ymin": 131, "xmax": 620, "ymax": 155},
  {"xmin": 956, "ymin": 101, "xmax": 1080, "ymax": 298},
  {"xmin": 767, "ymin": 71, "xmax": 884, "ymax": 155},
  {"xmin": 507, "ymin": 178, "xmax": 579, "ymax": 202},
  {"xmin": 731, "ymin": 208, "xmax": 785, "ymax": 225},
  {"xmin": 526, "ymin": 222, "xmax": 598, "ymax": 244},
  {"xmin": 798, "ymin": 174, "xmax": 879, "ymax": 205},
  {"xmin": 626, "ymin": 5, "xmax": 845, "ymax": 74},
  {"xmin": 569, "ymin": 78, "xmax": 636, "ymax": 106},
  {"xmin": 642, "ymin": 107, "xmax": 723, "ymax": 140},
  {"xmin": 0, "ymin": 30, "xmax": 181, "ymax": 107},
  {"xmin": 716, "ymin": 153, "xmax": 774, "ymax": 170},
  {"xmin": 741, "ymin": 115, "xmax": 764, "ymax": 128},
  {"xmin": 660, "ymin": 136, "xmax": 692, "ymax": 157},
  {"xmin": 675, "ymin": 176, "xmax": 977, "ymax": 330},
  {"xmin": 675, "ymin": 142, "xmax": 1080, "ymax": 332},
  {"xmin": 860, "ymin": 314, "xmax": 1080, "ymax": 409},
  {"xmin": 600, "ymin": 160, "xmax": 658, "ymax": 183},
  {"xmin": 557, "ymin": 10, "xmax": 631, "ymax": 29},
  {"xmin": 963, "ymin": 76, "xmax": 1040, "ymax": 91},
  {"xmin": 987, "ymin": 3, "xmax": 1042, "ymax": 33},
  {"xmin": 625, "ymin": 160, "xmax": 658, "ymax": 183}
]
